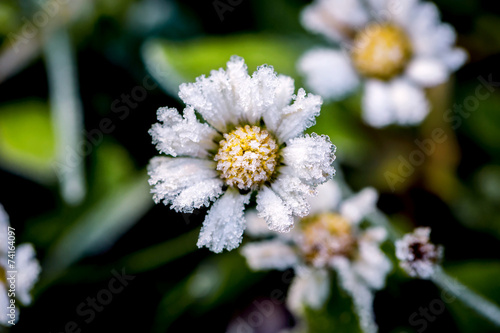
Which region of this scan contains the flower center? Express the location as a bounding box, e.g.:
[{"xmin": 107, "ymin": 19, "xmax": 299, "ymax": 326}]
[
  {"xmin": 300, "ymin": 213, "xmax": 357, "ymax": 266},
  {"xmin": 351, "ymin": 23, "xmax": 412, "ymax": 80},
  {"xmin": 215, "ymin": 125, "xmax": 279, "ymax": 191}
]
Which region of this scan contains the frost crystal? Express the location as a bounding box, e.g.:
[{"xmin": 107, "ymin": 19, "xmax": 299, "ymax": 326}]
[
  {"xmin": 396, "ymin": 227, "xmax": 443, "ymax": 279},
  {"xmin": 148, "ymin": 56, "xmax": 336, "ymax": 252}
]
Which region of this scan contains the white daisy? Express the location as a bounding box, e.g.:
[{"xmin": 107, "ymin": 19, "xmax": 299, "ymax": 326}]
[
  {"xmin": 0, "ymin": 204, "xmax": 41, "ymax": 326},
  {"xmin": 148, "ymin": 56, "xmax": 336, "ymax": 253},
  {"xmin": 395, "ymin": 227, "xmax": 443, "ymax": 279},
  {"xmin": 241, "ymin": 181, "xmax": 392, "ymax": 333},
  {"xmin": 298, "ymin": 0, "xmax": 467, "ymax": 127}
]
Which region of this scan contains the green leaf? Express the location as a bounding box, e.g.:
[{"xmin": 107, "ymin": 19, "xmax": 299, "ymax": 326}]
[
  {"xmin": 142, "ymin": 34, "xmax": 310, "ymax": 97},
  {"xmin": 0, "ymin": 100, "xmax": 57, "ymax": 183},
  {"xmin": 42, "ymin": 170, "xmax": 153, "ymax": 281}
]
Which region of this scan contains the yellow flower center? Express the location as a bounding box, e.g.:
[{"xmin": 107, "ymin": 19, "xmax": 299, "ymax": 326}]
[
  {"xmin": 300, "ymin": 213, "xmax": 356, "ymax": 265},
  {"xmin": 351, "ymin": 23, "xmax": 412, "ymax": 80},
  {"xmin": 214, "ymin": 125, "xmax": 279, "ymax": 191}
]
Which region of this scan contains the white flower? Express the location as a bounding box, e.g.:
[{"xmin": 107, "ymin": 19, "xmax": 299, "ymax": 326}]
[
  {"xmin": 0, "ymin": 204, "xmax": 41, "ymax": 326},
  {"xmin": 148, "ymin": 56, "xmax": 336, "ymax": 253},
  {"xmin": 395, "ymin": 227, "xmax": 443, "ymax": 279},
  {"xmin": 298, "ymin": 0, "xmax": 467, "ymax": 127},
  {"xmin": 241, "ymin": 181, "xmax": 392, "ymax": 333}
]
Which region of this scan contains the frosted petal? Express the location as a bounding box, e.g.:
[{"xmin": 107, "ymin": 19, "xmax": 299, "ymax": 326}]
[
  {"xmin": 256, "ymin": 186, "xmax": 294, "ymax": 233},
  {"xmin": 148, "ymin": 156, "xmax": 223, "ymax": 213},
  {"xmin": 14, "ymin": 244, "xmax": 41, "ymax": 305},
  {"xmin": 197, "ymin": 189, "xmax": 250, "ymax": 253},
  {"xmin": 287, "ymin": 268, "xmax": 330, "ymax": 314},
  {"xmin": 340, "ymin": 187, "xmax": 378, "ymax": 224},
  {"xmin": 281, "ymin": 134, "xmax": 336, "ymax": 186},
  {"xmin": 275, "ymin": 89, "xmax": 323, "ymax": 143},
  {"xmin": 271, "ymin": 175, "xmax": 316, "ymax": 218},
  {"xmin": 149, "ymin": 106, "xmax": 219, "ymax": 158}
]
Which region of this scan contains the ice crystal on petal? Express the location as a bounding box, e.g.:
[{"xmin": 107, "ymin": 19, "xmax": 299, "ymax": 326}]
[
  {"xmin": 256, "ymin": 186, "xmax": 294, "ymax": 233},
  {"xmin": 340, "ymin": 187, "xmax": 378, "ymax": 224},
  {"xmin": 282, "ymin": 134, "xmax": 336, "ymax": 186},
  {"xmin": 271, "ymin": 175, "xmax": 316, "ymax": 218},
  {"xmin": 149, "ymin": 106, "xmax": 219, "ymax": 158},
  {"xmin": 276, "ymin": 89, "xmax": 322, "ymax": 143},
  {"xmin": 148, "ymin": 157, "xmax": 223, "ymax": 213},
  {"xmin": 396, "ymin": 227, "xmax": 443, "ymax": 279},
  {"xmin": 241, "ymin": 240, "xmax": 298, "ymax": 271},
  {"xmin": 197, "ymin": 189, "xmax": 250, "ymax": 253}
]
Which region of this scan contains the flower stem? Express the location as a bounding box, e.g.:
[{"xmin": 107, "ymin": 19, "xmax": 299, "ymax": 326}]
[{"xmin": 432, "ymin": 266, "xmax": 500, "ymax": 327}]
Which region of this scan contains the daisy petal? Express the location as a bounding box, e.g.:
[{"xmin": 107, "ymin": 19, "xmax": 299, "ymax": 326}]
[
  {"xmin": 281, "ymin": 134, "xmax": 336, "ymax": 186},
  {"xmin": 0, "ymin": 284, "xmax": 14, "ymax": 325},
  {"xmin": 178, "ymin": 56, "xmax": 249, "ymax": 132},
  {"xmin": 15, "ymin": 244, "xmax": 41, "ymax": 305},
  {"xmin": 245, "ymin": 210, "xmax": 273, "ymax": 237},
  {"xmin": 241, "ymin": 240, "xmax": 298, "ymax": 271},
  {"xmin": 406, "ymin": 58, "xmax": 449, "ymax": 87},
  {"xmin": 298, "ymin": 48, "xmax": 360, "ymax": 101},
  {"xmin": 148, "ymin": 157, "xmax": 223, "ymax": 213},
  {"xmin": 275, "ymin": 89, "xmax": 323, "ymax": 143},
  {"xmin": 308, "ymin": 180, "xmax": 343, "ymax": 215},
  {"xmin": 390, "ymin": 79, "xmax": 429, "ymax": 125},
  {"xmin": 149, "ymin": 106, "xmax": 219, "ymax": 158},
  {"xmin": 271, "ymin": 175, "xmax": 315, "ymax": 218},
  {"xmin": 197, "ymin": 189, "xmax": 250, "ymax": 253},
  {"xmin": 256, "ymin": 186, "xmax": 294, "ymax": 233},
  {"xmin": 340, "ymin": 187, "xmax": 378, "ymax": 224},
  {"xmin": 287, "ymin": 268, "xmax": 330, "ymax": 314}
]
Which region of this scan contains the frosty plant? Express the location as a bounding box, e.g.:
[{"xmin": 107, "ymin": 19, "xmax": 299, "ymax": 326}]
[
  {"xmin": 148, "ymin": 56, "xmax": 336, "ymax": 253},
  {"xmin": 241, "ymin": 181, "xmax": 391, "ymax": 333},
  {"xmin": 298, "ymin": 0, "xmax": 467, "ymax": 127},
  {"xmin": 0, "ymin": 204, "xmax": 41, "ymax": 326}
]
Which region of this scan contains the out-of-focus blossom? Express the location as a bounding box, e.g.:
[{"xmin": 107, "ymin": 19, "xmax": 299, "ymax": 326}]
[
  {"xmin": 298, "ymin": 0, "xmax": 467, "ymax": 127},
  {"xmin": 241, "ymin": 181, "xmax": 392, "ymax": 333}
]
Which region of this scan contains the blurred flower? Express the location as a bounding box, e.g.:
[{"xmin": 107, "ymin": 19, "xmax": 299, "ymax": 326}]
[
  {"xmin": 148, "ymin": 56, "xmax": 336, "ymax": 253},
  {"xmin": 298, "ymin": 0, "xmax": 467, "ymax": 127},
  {"xmin": 395, "ymin": 227, "xmax": 443, "ymax": 279},
  {"xmin": 241, "ymin": 181, "xmax": 391, "ymax": 333},
  {"xmin": 0, "ymin": 204, "xmax": 41, "ymax": 326}
]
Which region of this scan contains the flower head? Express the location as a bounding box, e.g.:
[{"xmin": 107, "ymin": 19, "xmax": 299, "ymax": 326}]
[
  {"xmin": 298, "ymin": 0, "xmax": 467, "ymax": 127},
  {"xmin": 148, "ymin": 56, "xmax": 336, "ymax": 253},
  {"xmin": 0, "ymin": 204, "xmax": 41, "ymax": 326},
  {"xmin": 241, "ymin": 181, "xmax": 391, "ymax": 332},
  {"xmin": 395, "ymin": 227, "xmax": 443, "ymax": 279}
]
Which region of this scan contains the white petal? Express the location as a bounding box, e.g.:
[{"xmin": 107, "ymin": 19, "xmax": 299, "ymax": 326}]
[
  {"xmin": 390, "ymin": 79, "xmax": 430, "ymax": 125},
  {"xmin": 441, "ymin": 47, "xmax": 468, "ymax": 71},
  {"xmin": 286, "ymin": 268, "xmax": 330, "ymax": 315},
  {"xmin": 241, "ymin": 240, "xmax": 298, "ymax": 271},
  {"xmin": 148, "ymin": 156, "xmax": 223, "ymax": 213},
  {"xmin": 0, "ymin": 284, "xmax": 16, "ymax": 325},
  {"xmin": 262, "ymin": 75, "xmax": 296, "ymax": 134},
  {"xmin": 14, "ymin": 244, "xmax": 41, "ymax": 305},
  {"xmin": 331, "ymin": 257, "xmax": 378, "ymax": 333},
  {"xmin": 197, "ymin": 189, "xmax": 250, "ymax": 253},
  {"xmin": 275, "ymin": 89, "xmax": 323, "ymax": 143},
  {"xmin": 149, "ymin": 106, "xmax": 219, "ymax": 158},
  {"xmin": 362, "ymin": 79, "xmax": 396, "ymax": 128},
  {"xmin": 281, "ymin": 134, "xmax": 336, "ymax": 186},
  {"xmin": 178, "ymin": 56, "xmax": 249, "ymax": 132},
  {"xmin": 362, "ymin": 79, "xmax": 430, "ymax": 127},
  {"xmin": 308, "ymin": 180, "xmax": 343, "ymax": 215},
  {"xmin": 256, "ymin": 186, "xmax": 294, "ymax": 233},
  {"xmin": 301, "ymin": 0, "xmax": 369, "ymax": 42},
  {"xmin": 298, "ymin": 48, "xmax": 360, "ymax": 101},
  {"xmin": 271, "ymin": 175, "xmax": 316, "ymax": 218},
  {"xmin": 353, "ymin": 227, "xmax": 392, "ymax": 290},
  {"xmin": 406, "ymin": 58, "xmax": 450, "ymax": 87},
  {"xmin": 245, "ymin": 210, "xmax": 274, "ymax": 237},
  {"xmin": 340, "ymin": 187, "xmax": 378, "ymax": 224}
]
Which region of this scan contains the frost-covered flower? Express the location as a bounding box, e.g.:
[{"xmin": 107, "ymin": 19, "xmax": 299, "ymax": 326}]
[
  {"xmin": 0, "ymin": 204, "xmax": 41, "ymax": 326},
  {"xmin": 148, "ymin": 56, "xmax": 336, "ymax": 253},
  {"xmin": 298, "ymin": 0, "xmax": 467, "ymax": 127},
  {"xmin": 395, "ymin": 227, "xmax": 443, "ymax": 279},
  {"xmin": 241, "ymin": 181, "xmax": 391, "ymax": 333}
]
